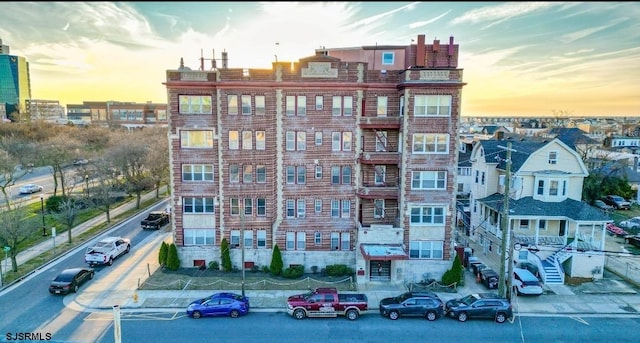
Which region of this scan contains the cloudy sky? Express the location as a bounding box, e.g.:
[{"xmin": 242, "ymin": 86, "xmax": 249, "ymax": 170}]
[{"xmin": 1, "ymin": 2, "xmax": 638, "ymax": 117}]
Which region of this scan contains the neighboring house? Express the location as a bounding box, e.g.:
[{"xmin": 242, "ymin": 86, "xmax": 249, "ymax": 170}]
[
  {"xmin": 468, "ymin": 135, "xmax": 611, "ymax": 285},
  {"xmin": 543, "ymin": 127, "xmax": 602, "ymax": 160},
  {"xmin": 591, "ymin": 161, "xmax": 640, "ymax": 204}
]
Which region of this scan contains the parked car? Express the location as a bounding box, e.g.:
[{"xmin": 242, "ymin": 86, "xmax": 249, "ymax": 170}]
[
  {"xmin": 512, "ymin": 268, "xmax": 544, "ymax": 296},
  {"xmin": 18, "ymin": 183, "xmax": 43, "ymax": 194},
  {"xmin": 594, "ymin": 200, "xmax": 614, "ymax": 212},
  {"xmin": 189, "ymin": 292, "xmax": 250, "ymax": 311},
  {"xmin": 479, "ymin": 268, "xmax": 499, "ymax": 289},
  {"xmin": 72, "ymin": 158, "xmax": 89, "ymax": 165},
  {"xmin": 186, "ymin": 293, "xmax": 250, "ymax": 319},
  {"xmin": 606, "ymin": 223, "xmax": 629, "ymax": 236},
  {"xmin": 619, "ymin": 217, "xmax": 640, "ymax": 230},
  {"xmin": 49, "ymin": 267, "xmax": 94, "ymax": 295},
  {"xmin": 444, "ymin": 293, "xmax": 513, "ymax": 323},
  {"xmin": 517, "ymin": 262, "xmax": 539, "ymax": 277},
  {"xmin": 379, "ymin": 291, "xmax": 444, "ymax": 321},
  {"xmin": 603, "ymin": 195, "xmax": 631, "ymax": 210}
]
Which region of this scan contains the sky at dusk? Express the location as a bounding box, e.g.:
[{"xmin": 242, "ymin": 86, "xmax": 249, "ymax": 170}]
[{"xmin": 1, "ymin": 1, "xmax": 638, "ymax": 117}]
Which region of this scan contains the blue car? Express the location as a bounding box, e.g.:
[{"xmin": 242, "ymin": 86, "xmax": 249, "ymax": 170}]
[{"xmin": 186, "ymin": 292, "xmax": 250, "ymax": 319}]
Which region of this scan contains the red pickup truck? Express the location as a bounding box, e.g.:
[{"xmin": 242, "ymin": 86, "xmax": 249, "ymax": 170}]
[{"xmin": 286, "ymin": 287, "xmax": 368, "ymax": 320}]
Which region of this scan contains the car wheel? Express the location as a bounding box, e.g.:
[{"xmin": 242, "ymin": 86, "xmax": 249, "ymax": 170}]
[
  {"xmin": 346, "ymin": 309, "xmax": 359, "ymax": 321},
  {"xmin": 125, "ymin": 245, "xmax": 131, "ymax": 253},
  {"xmin": 230, "ymin": 310, "xmax": 240, "ymax": 318},
  {"xmin": 107, "ymin": 258, "xmax": 113, "ymax": 266},
  {"xmin": 426, "ymin": 311, "xmax": 437, "ymax": 321},
  {"xmin": 293, "ymin": 308, "xmax": 306, "ymax": 320},
  {"xmin": 389, "ymin": 310, "xmax": 400, "ymax": 320},
  {"xmin": 89, "ymin": 272, "xmax": 94, "ymax": 279},
  {"xmin": 457, "ymin": 312, "xmax": 468, "ymax": 322},
  {"xmin": 73, "ymin": 285, "xmax": 79, "ymax": 293},
  {"xmin": 192, "ymin": 311, "xmax": 201, "ymax": 319},
  {"xmin": 495, "ymin": 312, "xmax": 507, "ymax": 323}
]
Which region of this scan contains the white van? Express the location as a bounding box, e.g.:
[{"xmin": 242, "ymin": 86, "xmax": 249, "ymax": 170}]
[{"xmin": 512, "ymin": 268, "xmax": 543, "ymax": 296}]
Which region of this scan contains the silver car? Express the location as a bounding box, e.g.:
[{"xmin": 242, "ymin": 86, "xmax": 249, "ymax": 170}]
[{"xmin": 18, "ymin": 183, "xmax": 43, "ymax": 194}]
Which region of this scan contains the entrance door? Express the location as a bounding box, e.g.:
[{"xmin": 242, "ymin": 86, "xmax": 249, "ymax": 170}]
[{"xmin": 370, "ymin": 260, "xmax": 391, "ymax": 281}]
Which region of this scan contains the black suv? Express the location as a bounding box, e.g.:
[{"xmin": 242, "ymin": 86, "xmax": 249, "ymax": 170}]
[
  {"xmin": 379, "ymin": 291, "xmax": 444, "ymax": 321},
  {"xmin": 444, "ymin": 293, "xmax": 512, "ymax": 323}
]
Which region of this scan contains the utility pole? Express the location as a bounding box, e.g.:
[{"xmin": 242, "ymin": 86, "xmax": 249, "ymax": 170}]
[
  {"xmin": 498, "ymin": 142, "xmax": 515, "ymax": 299},
  {"xmin": 240, "ymin": 202, "xmax": 246, "ymax": 297}
]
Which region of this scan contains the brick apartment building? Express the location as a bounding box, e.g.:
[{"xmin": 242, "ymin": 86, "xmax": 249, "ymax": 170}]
[{"xmin": 164, "ymin": 34, "xmax": 466, "ymax": 285}]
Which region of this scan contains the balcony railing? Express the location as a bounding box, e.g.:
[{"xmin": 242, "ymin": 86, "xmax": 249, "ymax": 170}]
[
  {"xmin": 358, "ymin": 152, "xmax": 400, "ymax": 165},
  {"xmin": 356, "ymin": 186, "xmax": 399, "ymax": 199},
  {"xmin": 360, "ymin": 116, "xmax": 401, "ymax": 129}
]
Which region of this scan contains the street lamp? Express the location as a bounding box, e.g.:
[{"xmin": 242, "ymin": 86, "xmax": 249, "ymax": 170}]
[
  {"xmin": 85, "ymin": 174, "xmax": 89, "ymax": 197},
  {"xmin": 40, "ymin": 195, "xmax": 47, "ymax": 236}
]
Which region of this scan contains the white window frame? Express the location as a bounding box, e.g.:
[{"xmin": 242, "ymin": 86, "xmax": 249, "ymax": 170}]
[
  {"xmin": 181, "ymin": 130, "xmax": 214, "ymax": 149},
  {"xmin": 412, "ymin": 133, "xmax": 449, "ymax": 154},
  {"xmin": 241, "ymin": 95, "xmax": 252, "ymax": 115},
  {"xmin": 243, "ymin": 165, "xmax": 253, "ymax": 183},
  {"xmin": 382, "ymin": 52, "xmax": 394, "ymax": 65},
  {"xmin": 315, "ymin": 166, "xmax": 322, "ymax": 179},
  {"xmin": 183, "ymin": 228, "xmax": 215, "ymax": 245},
  {"xmin": 286, "ymin": 199, "xmax": 295, "ymax": 218},
  {"xmin": 331, "ymin": 200, "xmax": 340, "ymax": 218},
  {"xmin": 340, "ymin": 232, "xmax": 350, "ymax": 250},
  {"xmin": 228, "ymin": 95, "xmax": 238, "ymax": 115},
  {"xmin": 255, "ymin": 95, "xmax": 265, "ymax": 115},
  {"xmin": 242, "ymin": 131, "xmax": 252, "ymax": 150},
  {"xmin": 548, "ymin": 151, "xmax": 558, "ymax": 165},
  {"xmin": 183, "ymin": 197, "xmax": 215, "ymax": 213},
  {"xmin": 410, "ymin": 205, "xmax": 446, "ymax": 225},
  {"xmin": 182, "ymin": 164, "xmax": 214, "ymax": 182},
  {"xmin": 314, "ymin": 231, "xmax": 322, "ymax": 245},
  {"xmin": 341, "ymin": 200, "xmax": 351, "ymax": 218},
  {"xmin": 315, "ymin": 131, "xmax": 323, "ymax": 145},
  {"xmin": 230, "ymin": 230, "xmax": 240, "ymax": 247},
  {"xmin": 315, "ymin": 199, "xmax": 322, "ymax": 213},
  {"xmin": 377, "ymin": 96, "xmax": 388, "ymax": 116},
  {"xmin": 257, "ymin": 230, "xmax": 266, "ymax": 248},
  {"xmin": 411, "ymin": 171, "xmax": 447, "ymax": 190},
  {"xmin": 179, "ymin": 95, "xmax": 212, "ymax": 114},
  {"xmin": 374, "ymin": 165, "xmax": 386, "ymax": 185},
  {"xmin": 229, "ymin": 165, "xmax": 239, "ymax": 183},
  {"xmin": 315, "ymin": 96, "xmax": 323, "ymax": 110},
  {"xmin": 331, "ymin": 232, "xmax": 340, "ymax": 250},
  {"xmin": 229, "ymin": 130, "xmax": 239, "ymax": 150},
  {"xmin": 409, "ymin": 241, "xmax": 444, "ymax": 259},
  {"xmin": 256, "ymin": 165, "xmax": 266, "ymax": 183},
  {"xmin": 256, "ymin": 131, "xmax": 265, "ymax": 150},
  {"xmin": 243, "ymin": 230, "xmax": 253, "ymax": 249},
  {"xmin": 374, "ymin": 199, "xmax": 385, "ymax": 218},
  {"xmin": 297, "ymin": 199, "xmax": 306, "ymax": 218},
  {"xmin": 286, "ymin": 232, "xmax": 295, "ymax": 250},
  {"xmin": 257, "ymin": 198, "xmax": 266, "ymax": 216},
  {"xmin": 296, "ymin": 232, "xmax": 306, "ymax": 250},
  {"xmin": 414, "ymin": 95, "xmax": 451, "ymax": 117}
]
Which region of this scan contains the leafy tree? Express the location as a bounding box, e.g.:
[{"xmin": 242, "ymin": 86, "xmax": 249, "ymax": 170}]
[
  {"xmin": 270, "ymin": 244, "xmax": 283, "ymax": 277},
  {"xmin": 220, "ymin": 238, "xmax": 232, "ymax": 272},
  {"xmin": 166, "ymin": 243, "xmax": 180, "ymax": 271},
  {"xmin": 159, "ymin": 241, "xmax": 168, "ymax": 266},
  {"xmin": 441, "ymin": 255, "xmax": 464, "ymax": 286}
]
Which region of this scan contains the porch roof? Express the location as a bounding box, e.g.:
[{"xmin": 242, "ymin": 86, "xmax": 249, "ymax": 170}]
[
  {"xmin": 477, "ymin": 195, "xmax": 611, "ymax": 222},
  {"xmin": 359, "ymin": 244, "xmax": 409, "ymax": 261}
]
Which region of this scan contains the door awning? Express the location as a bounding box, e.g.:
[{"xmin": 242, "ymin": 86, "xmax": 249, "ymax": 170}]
[{"xmin": 359, "ymin": 244, "xmax": 409, "ymax": 261}]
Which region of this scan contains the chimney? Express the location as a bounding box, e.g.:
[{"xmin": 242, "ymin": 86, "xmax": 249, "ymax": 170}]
[
  {"xmin": 433, "ymin": 39, "xmax": 440, "ymax": 52},
  {"xmin": 448, "ymin": 36, "xmax": 454, "ymax": 56},
  {"xmin": 221, "ymin": 51, "xmax": 228, "ymax": 69},
  {"xmin": 416, "ymin": 34, "xmax": 426, "ymax": 67}
]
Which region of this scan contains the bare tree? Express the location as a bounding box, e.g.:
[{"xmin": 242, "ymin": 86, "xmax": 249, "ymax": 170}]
[
  {"xmin": 90, "ymin": 158, "xmax": 122, "ymax": 223},
  {"xmin": 0, "ymin": 200, "xmax": 39, "ymax": 272},
  {"xmin": 39, "ymin": 131, "xmax": 82, "ymax": 197},
  {"xmin": 0, "ymin": 137, "xmax": 33, "ymax": 210},
  {"xmin": 108, "ymin": 131, "xmax": 155, "ymax": 209},
  {"xmin": 54, "ymin": 169, "xmax": 86, "ymax": 244},
  {"xmin": 143, "ymin": 127, "xmax": 170, "ymax": 198}
]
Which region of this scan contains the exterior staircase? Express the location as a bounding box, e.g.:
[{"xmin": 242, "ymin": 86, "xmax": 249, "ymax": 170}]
[{"xmin": 541, "ymin": 245, "xmax": 572, "ymax": 285}]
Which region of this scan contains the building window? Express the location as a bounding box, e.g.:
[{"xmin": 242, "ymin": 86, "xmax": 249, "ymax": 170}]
[
  {"xmin": 230, "ymin": 198, "xmax": 240, "ymax": 215},
  {"xmin": 182, "ymin": 164, "xmax": 214, "ymax": 181},
  {"xmin": 286, "ymin": 232, "xmax": 295, "ymax": 250},
  {"xmin": 229, "ymin": 164, "xmax": 239, "ymax": 183},
  {"xmin": 548, "ymin": 151, "xmax": 557, "ymax": 164},
  {"xmin": 255, "ymin": 95, "xmax": 265, "ymax": 115},
  {"xmin": 410, "ymin": 205, "xmax": 445, "ymax": 224},
  {"xmin": 297, "ymin": 199, "xmax": 306, "ymax": 218},
  {"xmin": 257, "ymin": 230, "xmax": 266, "ymax": 248},
  {"xmin": 314, "ymin": 231, "xmax": 322, "ymax": 245},
  {"xmin": 414, "ymin": 95, "xmax": 451, "ymax": 116},
  {"xmin": 231, "ymin": 230, "xmax": 240, "ymax": 247},
  {"xmin": 286, "ymin": 131, "xmax": 306, "ymax": 151},
  {"xmin": 481, "ymin": 172, "xmax": 485, "ymax": 185},
  {"xmin": 331, "ymin": 200, "xmax": 340, "ymax": 218},
  {"xmin": 183, "ymin": 197, "xmax": 215, "ymax": 213},
  {"xmin": 374, "ymin": 165, "xmax": 386, "ymax": 184},
  {"xmin": 519, "ymin": 220, "xmax": 529, "ymax": 230},
  {"xmin": 409, "ymin": 241, "xmax": 443, "ymax": 259},
  {"xmin": 315, "ymin": 96, "xmax": 323, "ymax": 110},
  {"xmin": 342, "ymin": 166, "xmax": 351, "ymax": 185},
  {"xmin": 181, "ymin": 130, "xmax": 214, "ymax": 148},
  {"xmin": 257, "ymin": 198, "xmax": 266, "ymax": 216},
  {"xmin": 243, "ymin": 198, "xmax": 253, "ymax": 216},
  {"xmin": 315, "ymin": 131, "xmax": 323, "ymax": 145},
  {"xmin": 376, "ymin": 131, "xmax": 388, "ymax": 152},
  {"xmin": 341, "ymin": 232, "xmax": 350, "ymax": 250},
  {"xmin": 242, "ymin": 131, "xmax": 252, "ymax": 150},
  {"xmin": 412, "ymin": 133, "xmax": 449, "ymax": 154},
  {"xmin": 550, "ymin": 180, "xmax": 559, "ymax": 196},
  {"xmin": 297, "ymin": 232, "xmax": 306, "ymax": 250},
  {"xmin": 537, "ymin": 180, "xmax": 544, "ymax": 195},
  {"xmin": 341, "ymin": 200, "xmax": 351, "ymax": 218},
  {"xmin": 382, "ymin": 52, "xmax": 394, "ymax": 65},
  {"xmin": 286, "ymin": 166, "xmax": 295, "ymax": 184},
  {"xmin": 331, "ymin": 232, "xmax": 339, "ymax": 250},
  {"xmin": 179, "ymin": 95, "xmax": 212, "ymax": 114},
  {"xmin": 377, "ymin": 96, "xmax": 388, "ymax": 116},
  {"xmin": 286, "ymin": 199, "xmax": 295, "ymax": 218},
  {"xmin": 332, "ymin": 96, "xmax": 342, "ymax": 116},
  {"xmin": 315, "ymin": 199, "xmax": 322, "ymax": 213},
  {"xmin": 256, "ymin": 131, "xmax": 265, "ymax": 150},
  {"xmin": 243, "ymin": 165, "xmax": 253, "ymax": 183},
  {"xmin": 286, "ymin": 95, "xmax": 306, "ymax": 116},
  {"xmin": 331, "ymin": 166, "xmax": 340, "ymax": 185},
  {"xmin": 241, "ymin": 95, "xmax": 252, "ymax": 115},
  {"xmin": 538, "ymin": 219, "xmax": 547, "ymax": 231},
  {"xmin": 331, "ymin": 131, "xmax": 352, "ymax": 151},
  {"xmin": 411, "ymin": 171, "xmax": 446, "ymax": 190},
  {"xmin": 297, "ymin": 166, "xmax": 306, "ymax": 184},
  {"xmin": 315, "ymin": 166, "xmax": 322, "ymax": 179},
  {"xmin": 228, "ymin": 95, "xmax": 238, "ymax": 115},
  {"xmin": 229, "ymin": 130, "xmax": 239, "ymax": 150},
  {"xmin": 256, "ymin": 165, "xmax": 266, "ymax": 183},
  {"xmin": 374, "ymin": 199, "xmax": 385, "ymax": 218},
  {"xmin": 243, "ymin": 230, "xmax": 253, "ymax": 249},
  {"xmin": 184, "ymin": 229, "xmax": 215, "ymax": 245}
]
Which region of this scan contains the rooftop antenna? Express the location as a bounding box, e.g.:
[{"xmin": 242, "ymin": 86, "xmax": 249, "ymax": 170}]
[{"xmin": 199, "ymin": 49, "xmax": 220, "ymax": 70}]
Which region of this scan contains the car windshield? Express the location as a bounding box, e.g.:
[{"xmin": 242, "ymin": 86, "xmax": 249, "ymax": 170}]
[
  {"xmin": 395, "ymin": 292, "xmax": 412, "ymax": 302},
  {"xmin": 54, "ymin": 273, "xmax": 74, "ymax": 282},
  {"xmin": 459, "ymin": 294, "xmax": 478, "ymax": 305}
]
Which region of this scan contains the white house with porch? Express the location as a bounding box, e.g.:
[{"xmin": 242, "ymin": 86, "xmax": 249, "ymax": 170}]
[{"xmin": 468, "ymin": 136, "xmax": 611, "ymax": 285}]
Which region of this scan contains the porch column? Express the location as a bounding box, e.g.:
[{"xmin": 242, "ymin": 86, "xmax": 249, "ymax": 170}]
[{"xmin": 535, "ymin": 219, "xmax": 540, "ymax": 246}]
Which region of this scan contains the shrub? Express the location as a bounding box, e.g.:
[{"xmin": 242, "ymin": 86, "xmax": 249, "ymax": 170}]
[
  {"xmin": 325, "ymin": 264, "xmax": 353, "ymax": 277},
  {"xmin": 262, "ymin": 265, "xmax": 270, "ymax": 274},
  {"xmin": 220, "ymin": 238, "xmax": 232, "ymax": 272},
  {"xmin": 208, "ymin": 260, "xmax": 219, "ymax": 271},
  {"xmin": 166, "ymin": 243, "xmax": 180, "ymax": 271},
  {"xmin": 311, "ymin": 266, "xmax": 318, "ymax": 274},
  {"xmin": 158, "ymin": 241, "xmax": 168, "ymax": 266},
  {"xmin": 441, "ymin": 255, "xmax": 464, "ymax": 286},
  {"xmin": 270, "ymin": 244, "xmax": 283, "ymax": 276},
  {"xmin": 250, "ymin": 265, "xmax": 260, "ymax": 273},
  {"xmin": 282, "ymin": 265, "xmax": 304, "ymax": 279}
]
